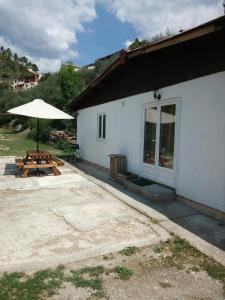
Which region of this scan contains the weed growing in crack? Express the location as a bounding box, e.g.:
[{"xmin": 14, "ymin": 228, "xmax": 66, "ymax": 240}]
[
  {"xmin": 149, "ymin": 236, "xmax": 225, "ymax": 294},
  {"xmin": 0, "ymin": 265, "xmax": 65, "ymax": 300},
  {"xmin": 113, "ymin": 266, "xmax": 133, "ymax": 280},
  {"xmin": 159, "ymin": 281, "xmax": 172, "ymax": 288},
  {"xmin": 68, "ymin": 267, "xmax": 104, "ymax": 288},
  {"xmin": 119, "ymin": 246, "xmax": 138, "ymax": 256},
  {"xmin": 150, "ymin": 217, "xmax": 160, "ymax": 224}
]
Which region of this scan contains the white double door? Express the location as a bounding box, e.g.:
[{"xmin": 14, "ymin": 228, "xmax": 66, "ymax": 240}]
[{"xmin": 141, "ymin": 100, "xmax": 179, "ymax": 187}]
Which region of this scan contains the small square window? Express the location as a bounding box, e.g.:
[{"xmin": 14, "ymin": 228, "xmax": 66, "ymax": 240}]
[{"xmin": 97, "ymin": 113, "xmax": 106, "ymax": 139}]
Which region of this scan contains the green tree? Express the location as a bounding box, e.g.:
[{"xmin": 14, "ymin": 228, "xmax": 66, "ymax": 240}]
[
  {"xmin": 128, "ymin": 30, "xmax": 174, "ymax": 51},
  {"xmin": 128, "ymin": 39, "xmax": 148, "ymax": 50},
  {"xmin": 20, "ymin": 56, "xmax": 28, "ymax": 65},
  {"xmin": 31, "ymin": 64, "xmax": 39, "ymax": 72},
  {"xmin": 58, "ymin": 64, "xmax": 82, "ymax": 110},
  {"xmin": 150, "ymin": 28, "xmax": 174, "ymax": 42},
  {"xmin": 13, "ymin": 53, "xmax": 19, "ymax": 62},
  {"xmin": 0, "ymin": 46, "xmax": 32, "ymax": 83},
  {"xmin": 5, "ymin": 48, "xmax": 12, "ymax": 59}
]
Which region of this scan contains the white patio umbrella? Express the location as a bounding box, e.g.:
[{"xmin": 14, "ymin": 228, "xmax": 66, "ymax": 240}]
[{"xmin": 7, "ymin": 99, "xmax": 74, "ymax": 151}]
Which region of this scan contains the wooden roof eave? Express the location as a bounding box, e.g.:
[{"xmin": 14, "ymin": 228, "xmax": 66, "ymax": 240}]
[
  {"xmin": 127, "ymin": 15, "xmax": 225, "ymax": 59},
  {"xmin": 70, "ymin": 55, "xmax": 123, "ymax": 110},
  {"xmin": 70, "ymin": 15, "xmax": 225, "ymax": 111},
  {"xmin": 129, "ymin": 26, "xmax": 215, "ymax": 59}
]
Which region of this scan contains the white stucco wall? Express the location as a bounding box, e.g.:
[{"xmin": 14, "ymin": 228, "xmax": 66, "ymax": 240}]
[{"xmin": 77, "ymin": 71, "xmax": 225, "ymax": 213}]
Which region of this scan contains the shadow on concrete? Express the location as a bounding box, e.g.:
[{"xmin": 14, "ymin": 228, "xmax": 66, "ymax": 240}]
[
  {"xmin": 73, "ymin": 161, "xmax": 225, "ymax": 251},
  {"xmin": 4, "ymin": 163, "xmax": 19, "ymax": 176},
  {"xmin": 3, "ymin": 163, "xmax": 52, "ymax": 177}
]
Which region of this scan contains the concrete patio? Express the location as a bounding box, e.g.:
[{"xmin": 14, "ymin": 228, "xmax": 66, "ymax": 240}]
[
  {"xmin": 1, "ymin": 156, "xmax": 225, "ymax": 274},
  {"xmin": 73, "ymin": 161, "xmax": 225, "ymax": 265},
  {"xmin": 0, "ymin": 157, "xmax": 169, "ymax": 273}
]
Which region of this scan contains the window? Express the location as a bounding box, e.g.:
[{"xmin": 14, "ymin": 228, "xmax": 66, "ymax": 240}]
[
  {"xmin": 97, "ymin": 113, "xmax": 106, "ymax": 139},
  {"xmin": 159, "ymin": 104, "xmax": 176, "ymax": 169},
  {"xmin": 143, "ymin": 107, "xmax": 157, "ymax": 165},
  {"xmin": 143, "ymin": 104, "xmax": 176, "ymax": 169}
]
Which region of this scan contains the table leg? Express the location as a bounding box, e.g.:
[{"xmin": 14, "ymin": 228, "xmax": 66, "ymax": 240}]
[
  {"xmin": 46, "ymin": 159, "xmax": 61, "ymax": 176},
  {"xmin": 52, "ymin": 166, "xmax": 61, "ymax": 176},
  {"xmin": 22, "ymin": 168, "xmax": 30, "ymax": 178}
]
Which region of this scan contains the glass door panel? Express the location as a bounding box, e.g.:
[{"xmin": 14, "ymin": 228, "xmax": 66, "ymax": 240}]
[
  {"xmin": 142, "ymin": 101, "xmax": 178, "ymax": 187},
  {"xmin": 143, "ymin": 107, "xmax": 157, "ymax": 165},
  {"xmin": 159, "ymin": 104, "xmax": 176, "ymax": 169}
]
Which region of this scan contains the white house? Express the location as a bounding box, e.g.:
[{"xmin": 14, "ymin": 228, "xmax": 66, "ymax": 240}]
[
  {"xmin": 71, "ymin": 16, "xmax": 225, "ymax": 220},
  {"xmin": 11, "ymin": 69, "xmax": 42, "ymax": 91}
]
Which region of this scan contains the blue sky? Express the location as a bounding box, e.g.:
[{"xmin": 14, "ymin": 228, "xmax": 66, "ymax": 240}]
[
  {"xmin": 76, "ymin": 4, "xmax": 136, "ymax": 66},
  {"xmin": 0, "ymin": 0, "xmax": 222, "ymax": 72}
]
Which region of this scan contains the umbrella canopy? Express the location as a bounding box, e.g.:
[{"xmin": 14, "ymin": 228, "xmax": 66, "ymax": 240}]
[
  {"xmin": 7, "ymin": 99, "xmax": 73, "ymax": 119},
  {"xmin": 7, "ymin": 99, "xmax": 74, "ymax": 151}
]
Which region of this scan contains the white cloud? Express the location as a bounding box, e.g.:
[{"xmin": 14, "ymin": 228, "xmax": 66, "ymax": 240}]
[
  {"xmin": 28, "ymin": 57, "xmax": 62, "ymax": 73},
  {"xmin": 124, "ymin": 40, "xmax": 133, "ymax": 48},
  {"xmin": 104, "ymin": 0, "xmax": 222, "ymax": 39},
  {"xmin": 0, "ymin": 0, "xmax": 97, "ymax": 72},
  {"xmin": 0, "ymin": 0, "xmax": 223, "ymax": 72}
]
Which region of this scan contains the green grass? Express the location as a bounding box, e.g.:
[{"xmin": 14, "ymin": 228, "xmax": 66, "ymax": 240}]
[
  {"xmin": 1, "ymin": 237, "xmax": 225, "ymax": 298},
  {"xmin": 0, "ymin": 265, "xmax": 108, "ymax": 300},
  {"xmin": 153, "ymin": 243, "xmax": 164, "ymax": 253},
  {"xmin": 73, "ymin": 266, "xmax": 105, "ymax": 277},
  {"xmin": 150, "ymin": 217, "xmax": 160, "ymax": 224},
  {"xmin": 113, "ymin": 266, "xmax": 133, "ymax": 280},
  {"xmin": 149, "ymin": 236, "xmax": 225, "ymax": 294},
  {"xmin": 0, "ymin": 266, "xmax": 65, "ymax": 300},
  {"xmin": 202, "ymin": 261, "xmax": 225, "ymax": 283},
  {"xmin": 68, "ymin": 266, "xmax": 105, "ymax": 296},
  {"xmin": 119, "ymin": 246, "xmax": 138, "ymax": 256},
  {"xmin": 0, "ymin": 128, "xmax": 65, "ymax": 156},
  {"xmin": 103, "ymin": 253, "xmax": 114, "ymax": 260},
  {"xmin": 68, "ymin": 275, "xmax": 103, "ymax": 290},
  {"xmin": 159, "ymin": 281, "xmax": 172, "ymax": 288},
  {"xmin": 0, "ymin": 264, "xmax": 134, "ymax": 299}
]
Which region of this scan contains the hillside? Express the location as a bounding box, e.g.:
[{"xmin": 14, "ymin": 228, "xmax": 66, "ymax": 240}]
[{"xmin": 0, "ymin": 46, "xmax": 38, "ymax": 84}]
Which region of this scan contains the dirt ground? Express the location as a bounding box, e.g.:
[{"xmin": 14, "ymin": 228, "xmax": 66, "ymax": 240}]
[{"xmin": 49, "ymin": 238, "xmax": 225, "ymax": 300}]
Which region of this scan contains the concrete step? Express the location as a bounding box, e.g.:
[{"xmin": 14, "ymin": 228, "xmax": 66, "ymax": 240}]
[{"xmin": 141, "ymin": 184, "xmax": 175, "ymax": 202}]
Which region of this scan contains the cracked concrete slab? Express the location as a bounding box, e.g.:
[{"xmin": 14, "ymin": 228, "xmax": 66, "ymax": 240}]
[
  {"xmin": 73, "ymin": 161, "xmax": 225, "ymax": 267},
  {"xmin": 0, "ymin": 157, "xmax": 169, "ymax": 273}
]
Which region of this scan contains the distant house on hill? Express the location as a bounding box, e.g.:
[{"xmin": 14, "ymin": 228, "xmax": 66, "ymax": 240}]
[
  {"xmin": 96, "ymin": 50, "xmax": 120, "ymax": 64},
  {"xmin": 85, "ymin": 63, "xmax": 95, "ymax": 70},
  {"xmin": 71, "ymin": 16, "xmax": 225, "ymax": 220},
  {"xmin": 11, "ymin": 69, "xmax": 42, "ymax": 91},
  {"xmin": 62, "ymin": 63, "xmax": 81, "ymax": 72},
  {"xmin": 84, "ymin": 51, "xmax": 121, "ymax": 71}
]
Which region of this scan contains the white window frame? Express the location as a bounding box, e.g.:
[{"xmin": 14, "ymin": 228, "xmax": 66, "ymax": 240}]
[
  {"xmin": 97, "ymin": 113, "xmax": 106, "ymax": 140},
  {"xmin": 140, "ymin": 97, "xmax": 181, "ymax": 188}
]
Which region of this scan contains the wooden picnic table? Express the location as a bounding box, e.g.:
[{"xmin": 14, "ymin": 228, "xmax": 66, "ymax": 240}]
[{"xmin": 15, "ymin": 150, "xmax": 64, "ymax": 178}]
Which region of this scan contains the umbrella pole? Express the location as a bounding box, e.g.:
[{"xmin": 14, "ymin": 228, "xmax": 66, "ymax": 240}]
[
  {"xmin": 37, "ymin": 118, "xmax": 39, "ymax": 152},
  {"xmin": 37, "ymin": 118, "xmax": 40, "ymax": 175}
]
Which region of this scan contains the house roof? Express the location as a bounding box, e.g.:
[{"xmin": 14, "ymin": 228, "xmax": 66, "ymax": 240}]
[
  {"xmin": 70, "ymin": 15, "xmax": 225, "ymax": 111},
  {"xmin": 96, "ymin": 50, "xmax": 121, "ymax": 62}
]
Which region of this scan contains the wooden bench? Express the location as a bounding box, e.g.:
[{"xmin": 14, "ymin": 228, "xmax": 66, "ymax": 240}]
[
  {"xmin": 15, "ymin": 158, "xmax": 25, "ymax": 170},
  {"xmin": 15, "ymin": 158, "xmax": 35, "ymax": 169},
  {"xmin": 15, "ymin": 151, "xmax": 63, "ymax": 178},
  {"xmin": 50, "ymin": 156, "xmax": 64, "ymax": 166}
]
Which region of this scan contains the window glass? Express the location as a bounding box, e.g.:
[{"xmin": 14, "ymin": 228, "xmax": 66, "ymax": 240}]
[
  {"xmin": 98, "ymin": 115, "xmax": 102, "ymax": 138},
  {"xmin": 103, "ymin": 114, "xmax": 106, "ymax": 139},
  {"xmin": 159, "ymin": 104, "xmax": 176, "ymax": 169},
  {"xmin": 98, "ymin": 113, "xmax": 106, "ymax": 139},
  {"xmin": 143, "ymin": 107, "xmax": 157, "ymax": 164}
]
